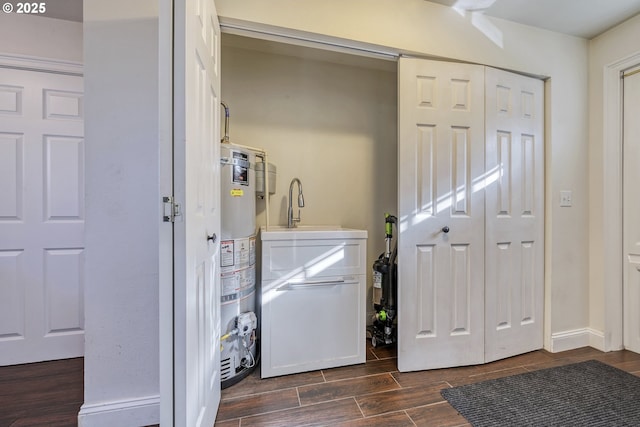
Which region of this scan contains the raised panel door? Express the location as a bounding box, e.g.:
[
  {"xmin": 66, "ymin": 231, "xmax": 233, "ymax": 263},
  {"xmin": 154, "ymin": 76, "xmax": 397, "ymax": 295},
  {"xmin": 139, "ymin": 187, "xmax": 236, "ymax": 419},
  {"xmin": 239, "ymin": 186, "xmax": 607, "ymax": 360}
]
[
  {"xmin": 484, "ymin": 67, "xmax": 544, "ymax": 362},
  {"xmin": 171, "ymin": 0, "xmax": 222, "ymax": 424},
  {"xmin": 0, "ymin": 66, "xmax": 84, "ymax": 365},
  {"xmin": 398, "ymin": 58, "xmax": 485, "ymax": 371}
]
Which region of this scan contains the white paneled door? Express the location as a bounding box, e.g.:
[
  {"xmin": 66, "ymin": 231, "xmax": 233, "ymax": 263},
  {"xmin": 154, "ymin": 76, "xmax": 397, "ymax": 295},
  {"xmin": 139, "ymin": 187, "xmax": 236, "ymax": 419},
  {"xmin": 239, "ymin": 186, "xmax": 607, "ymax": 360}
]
[
  {"xmin": 0, "ymin": 66, "xmax": 84, "ymax": 366},
  {"xmin": 484, "ymin": 67, "xmax": 544, "ymax": 362},
  {"xmin": 398, "ymin": 57, "xmax": 544, "ymax": 371},
  {"xmin": 398, "ymin": 58, "xmax": 486, "ymax": 371},
  {"xmin": 623, "ymin": 66, "xmax": 640, "ymax": 354},
  {"xmin": 170, "ymin": 0, "xmax": 222, "ymax": 425}
]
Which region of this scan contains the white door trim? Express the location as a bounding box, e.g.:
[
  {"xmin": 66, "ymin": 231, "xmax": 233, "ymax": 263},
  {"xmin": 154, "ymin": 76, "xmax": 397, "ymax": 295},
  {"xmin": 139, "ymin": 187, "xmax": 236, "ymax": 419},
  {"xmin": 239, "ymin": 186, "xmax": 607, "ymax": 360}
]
[
  {"xmin": 0, "ymin": 52, "xmax": 83, "ymax": 75},
  {"xmin": 622, "ymin": 67, "xmax": 640, "ymax": 352},
  {"xmin": 158, "ymin": 0, "xmax": 174, "ymax": 423},
  {"xmin": 602, "ymin": 50, "xmax": 640, "ymax": 352}
]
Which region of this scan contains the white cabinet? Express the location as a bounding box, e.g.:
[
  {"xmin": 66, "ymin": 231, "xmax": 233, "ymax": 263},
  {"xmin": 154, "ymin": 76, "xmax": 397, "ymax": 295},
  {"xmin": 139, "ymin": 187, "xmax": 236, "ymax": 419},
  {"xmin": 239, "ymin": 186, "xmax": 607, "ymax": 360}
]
[{"xmin": 260, "ymin": 226, "xmax": 367, "ymax": 378}]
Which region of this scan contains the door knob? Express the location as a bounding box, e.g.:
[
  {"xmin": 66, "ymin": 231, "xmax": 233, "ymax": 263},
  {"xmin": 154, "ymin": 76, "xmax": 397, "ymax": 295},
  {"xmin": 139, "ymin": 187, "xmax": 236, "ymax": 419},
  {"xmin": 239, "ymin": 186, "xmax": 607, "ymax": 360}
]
[
  {"xmin": 207, "ymin": 233, "xmax": 217, "ymax": 243},
  {"xmin": 441, "ymin": 226, "xmax": 450, "ymax": 234}
]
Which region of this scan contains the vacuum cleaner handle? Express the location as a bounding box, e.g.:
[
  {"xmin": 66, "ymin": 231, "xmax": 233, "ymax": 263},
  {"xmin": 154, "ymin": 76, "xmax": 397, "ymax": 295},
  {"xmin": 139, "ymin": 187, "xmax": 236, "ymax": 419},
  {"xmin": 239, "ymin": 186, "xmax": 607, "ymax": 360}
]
[{"xmin": 385, "ymin": 213, "xmax": 397, "ymax": 238}]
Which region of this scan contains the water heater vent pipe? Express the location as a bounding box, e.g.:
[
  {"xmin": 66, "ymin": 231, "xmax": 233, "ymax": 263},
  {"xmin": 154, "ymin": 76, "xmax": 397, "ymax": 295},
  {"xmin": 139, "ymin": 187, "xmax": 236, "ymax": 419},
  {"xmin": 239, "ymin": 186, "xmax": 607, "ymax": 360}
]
[{"xmin": 221, "ymin": 101, "xmax": 230, "ymax": 144}]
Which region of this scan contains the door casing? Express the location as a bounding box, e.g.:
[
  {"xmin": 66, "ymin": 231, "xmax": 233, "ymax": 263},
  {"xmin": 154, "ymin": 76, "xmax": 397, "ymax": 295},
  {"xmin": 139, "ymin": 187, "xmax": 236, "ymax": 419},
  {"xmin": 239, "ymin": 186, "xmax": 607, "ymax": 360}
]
[{"xmin": 622, "ymin": 66, "xmax": 640, "ymax": 353}]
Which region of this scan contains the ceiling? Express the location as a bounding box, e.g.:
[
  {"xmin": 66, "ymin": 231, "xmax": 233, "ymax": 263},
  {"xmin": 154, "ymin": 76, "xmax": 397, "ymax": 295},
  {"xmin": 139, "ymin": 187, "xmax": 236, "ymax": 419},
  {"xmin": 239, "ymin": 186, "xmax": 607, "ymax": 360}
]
[
  {"xmin": 425, "ymin": 0, "xmax": 640, "ymax": 39},
  {"xmin": 37, "ymin": 0, "xmax": 640, "ymax": 39}
]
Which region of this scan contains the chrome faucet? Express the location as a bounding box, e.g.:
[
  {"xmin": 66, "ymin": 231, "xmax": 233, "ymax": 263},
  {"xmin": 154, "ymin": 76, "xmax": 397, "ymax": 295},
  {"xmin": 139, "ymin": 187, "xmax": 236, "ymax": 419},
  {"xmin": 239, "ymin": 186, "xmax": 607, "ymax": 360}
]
[{"xmin": 287, "ymin": 178, "xmax": 305, "ymax": 228}]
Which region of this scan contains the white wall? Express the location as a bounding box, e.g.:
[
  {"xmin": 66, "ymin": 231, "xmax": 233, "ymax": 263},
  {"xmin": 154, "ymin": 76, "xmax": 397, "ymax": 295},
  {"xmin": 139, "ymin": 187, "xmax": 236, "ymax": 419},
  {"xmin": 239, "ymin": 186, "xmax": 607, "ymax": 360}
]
[
  {"xmin": 221, "ymin": 37, "xmax": 397, "ymax": 317},
  {"xmin": 588, "ymin": 13, "xmax": 640, "ymax": 351},
  {"xmin": 0, "ymin": 14, "xmax": 82, "ymax": 62},
  {"xmin": 79, "ymin": 0, "xmax": 160, "ymax": 425},
  {"xmin": 216, "ymin": 0, "xmax": 591, "ymax": 351}
]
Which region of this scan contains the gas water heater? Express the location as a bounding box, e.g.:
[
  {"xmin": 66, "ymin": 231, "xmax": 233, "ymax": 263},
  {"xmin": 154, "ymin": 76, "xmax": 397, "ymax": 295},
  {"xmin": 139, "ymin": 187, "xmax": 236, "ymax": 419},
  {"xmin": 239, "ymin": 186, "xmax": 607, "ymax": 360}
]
[{"xmin": 219, "ymin": 142, "xmax": 275, "ymax": 388}]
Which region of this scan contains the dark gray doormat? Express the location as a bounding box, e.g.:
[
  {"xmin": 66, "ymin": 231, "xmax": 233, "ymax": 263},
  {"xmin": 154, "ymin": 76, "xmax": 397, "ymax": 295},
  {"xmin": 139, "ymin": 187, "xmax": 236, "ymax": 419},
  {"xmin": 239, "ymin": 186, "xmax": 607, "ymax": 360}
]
[{"xmin": 441, "ymin": 359, "xmax": 640, "ymax": 426}]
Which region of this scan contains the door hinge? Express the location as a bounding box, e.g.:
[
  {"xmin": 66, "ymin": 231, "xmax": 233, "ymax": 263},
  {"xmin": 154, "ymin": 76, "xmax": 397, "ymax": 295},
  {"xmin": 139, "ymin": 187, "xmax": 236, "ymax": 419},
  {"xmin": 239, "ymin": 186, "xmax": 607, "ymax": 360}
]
[{"xmin": 162, "ymin": 196, "xmax": 182, "ymax": 222}]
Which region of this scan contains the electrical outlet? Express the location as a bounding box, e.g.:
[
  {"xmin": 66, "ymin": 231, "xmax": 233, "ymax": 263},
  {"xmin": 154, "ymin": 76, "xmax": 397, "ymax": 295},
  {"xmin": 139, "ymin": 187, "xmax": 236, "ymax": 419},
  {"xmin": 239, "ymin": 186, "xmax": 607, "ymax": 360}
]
[{"xmin": 560, "ymin": 190, "xmax": 572, "ymax": 207}]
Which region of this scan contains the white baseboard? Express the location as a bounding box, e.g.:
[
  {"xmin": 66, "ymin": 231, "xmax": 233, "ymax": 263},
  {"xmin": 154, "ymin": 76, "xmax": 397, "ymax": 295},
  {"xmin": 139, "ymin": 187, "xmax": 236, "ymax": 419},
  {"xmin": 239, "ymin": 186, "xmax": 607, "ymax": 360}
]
[
  {"xmin": 588, "ymin": 328, "xmax": 606, "ymax": 351},
  {"xmin": 78, "ymin": 395, "xmax": 160, "ymax": 427},
  {"xmin": 550, "ymin": 328, "xmax": 605, "ymax": 353}
]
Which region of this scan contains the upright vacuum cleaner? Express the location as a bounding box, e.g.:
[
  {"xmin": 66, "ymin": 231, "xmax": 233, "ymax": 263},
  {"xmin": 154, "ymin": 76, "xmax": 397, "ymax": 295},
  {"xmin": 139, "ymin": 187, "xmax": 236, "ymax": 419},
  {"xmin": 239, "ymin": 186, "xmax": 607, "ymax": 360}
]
[{"xmin": 370, "ymin": 214, "xmax": 397, "ymax": 348}]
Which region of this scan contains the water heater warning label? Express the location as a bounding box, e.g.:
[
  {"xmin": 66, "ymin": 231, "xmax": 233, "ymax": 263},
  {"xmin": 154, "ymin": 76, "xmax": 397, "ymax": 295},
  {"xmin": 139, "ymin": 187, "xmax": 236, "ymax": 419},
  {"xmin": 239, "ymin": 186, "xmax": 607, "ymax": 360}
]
[
  {"xmin": 221, "ymin": 240, "xmax": 234, "ymax": 267},
  {"xmin": 220, "ymin": 235, "xmax": 257, "ymax": 298},
  {"xmin": 220, "ymin": 235, "xmax": 256, "ymax": 271},
  {"xmin": 232, "ymin": 151, "xmax": 249, "ymax": 185}
]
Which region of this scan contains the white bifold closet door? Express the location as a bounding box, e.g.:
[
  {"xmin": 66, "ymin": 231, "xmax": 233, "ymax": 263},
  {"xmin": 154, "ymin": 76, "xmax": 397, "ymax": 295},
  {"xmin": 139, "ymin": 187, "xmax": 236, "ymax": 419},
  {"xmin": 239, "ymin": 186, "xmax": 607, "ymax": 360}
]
[
  {"xmin": 398, "ymin": 58, "xmax": 486, "ymax": 371},
  {"xmin": 484, "ymin": 66, "xmax": 544, "ymax": 363},
  {"xmin": 623, "ymin": 66, "xmax": 640, "ymax": 354},
  {"xmin": 398, "ymin": 57, "xmax": 544, "ymax": 372}
]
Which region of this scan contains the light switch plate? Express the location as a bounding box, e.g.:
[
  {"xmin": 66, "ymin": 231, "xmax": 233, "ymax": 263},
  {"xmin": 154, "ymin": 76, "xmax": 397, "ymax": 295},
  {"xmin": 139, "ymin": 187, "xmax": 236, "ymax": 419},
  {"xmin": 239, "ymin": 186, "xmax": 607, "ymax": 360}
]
[{"xmin": 560, "ymin": 190, "xmax": 572, "ymax": 207}]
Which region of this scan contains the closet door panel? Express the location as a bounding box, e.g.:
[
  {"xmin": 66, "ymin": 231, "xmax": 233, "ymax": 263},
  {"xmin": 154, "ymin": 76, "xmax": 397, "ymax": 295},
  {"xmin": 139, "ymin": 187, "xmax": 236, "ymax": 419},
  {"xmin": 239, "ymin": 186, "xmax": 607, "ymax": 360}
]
[
  {"xmin": 398, "ymin": 57, "xmax": 485, "ymax": 371},
  {"xmin": 484, "ymin": 67, "xmax": 544, "ymax": 362}
]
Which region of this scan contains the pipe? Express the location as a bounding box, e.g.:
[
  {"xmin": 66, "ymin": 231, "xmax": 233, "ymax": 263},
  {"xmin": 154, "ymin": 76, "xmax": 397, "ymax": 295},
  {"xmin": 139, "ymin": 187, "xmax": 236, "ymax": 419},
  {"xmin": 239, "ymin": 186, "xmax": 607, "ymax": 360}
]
[
  {"xmin": 257, "ymin": 152, "xmax": 271, "ymax": 231},
  {"xmin": 221, "ymin": 329, "xmax": 238, "ymax": 341},
  {"xmin": 263, "ymin": 152, "xmax": 270, "ymax": 231},
  {"xmin": 221, "ymin": 101, "xmax": 230, "ymax": 143}
]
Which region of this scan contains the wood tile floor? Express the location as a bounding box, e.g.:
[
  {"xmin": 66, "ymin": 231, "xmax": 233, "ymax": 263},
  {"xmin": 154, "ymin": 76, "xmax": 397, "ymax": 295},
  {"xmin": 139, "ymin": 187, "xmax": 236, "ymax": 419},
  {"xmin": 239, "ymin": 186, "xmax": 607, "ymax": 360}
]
[
  {"xmin": 1, "ymin": 346, "xmax": 639, "ymax": 426},
  {"xmin": 215, "ymin": 343, "xmax": 640, "ymax": 427},
  {"xmin": 0, "ymin": 357, "xmax": 83, "ymax": 427}
]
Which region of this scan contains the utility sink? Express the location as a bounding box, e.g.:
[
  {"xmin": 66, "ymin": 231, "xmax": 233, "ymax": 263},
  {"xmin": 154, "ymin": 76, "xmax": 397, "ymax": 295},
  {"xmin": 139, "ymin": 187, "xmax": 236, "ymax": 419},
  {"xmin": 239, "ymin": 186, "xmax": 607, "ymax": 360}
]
[
  {"xmin": 260, "ymin": 225, "xmax": 367, "ymax": 241},
  {"xmin": 260, "ymin": 224, "xmax": 368, "ymax": 378}
]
